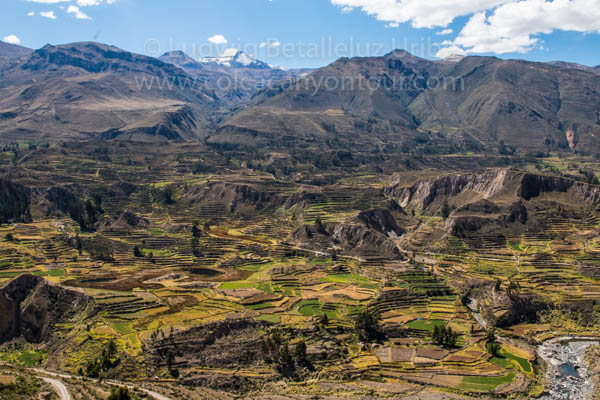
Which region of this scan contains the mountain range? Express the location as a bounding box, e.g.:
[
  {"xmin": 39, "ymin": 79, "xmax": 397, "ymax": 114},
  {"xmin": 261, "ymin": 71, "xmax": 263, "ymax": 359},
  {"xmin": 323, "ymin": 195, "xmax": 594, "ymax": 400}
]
[
  {"xmin": 1, "ymin": 41, "xmax": 600, "ymax": 154},
  {"xmin": 159, "ymin": 48, "xmax": 312, "ymax": 104}
]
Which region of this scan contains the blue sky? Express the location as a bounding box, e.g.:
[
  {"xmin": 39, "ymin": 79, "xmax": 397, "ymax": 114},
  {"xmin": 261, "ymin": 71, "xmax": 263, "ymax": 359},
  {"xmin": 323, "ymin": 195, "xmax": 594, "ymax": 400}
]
[{"xmin": 2, "ymin": 0, "xmax": 600, "ymax": 68}]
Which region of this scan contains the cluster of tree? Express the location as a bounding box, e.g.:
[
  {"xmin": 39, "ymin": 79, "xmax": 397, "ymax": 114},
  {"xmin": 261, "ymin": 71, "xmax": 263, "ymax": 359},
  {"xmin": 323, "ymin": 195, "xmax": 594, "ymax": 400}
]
[
  {"xmin": 107, "ymin": 386, "xmax": 132, "ymax": 400},
  {"xmin": 133, "ymin": 242, "xmax": 156, "ymax": 262},
  {"xmin": 47, "ymin": 188, "xmax": 104, "ymax": 232},
  {"xmin": 1, "ymin": 143, "xmax": 19, "ymax": 153},
  {"xmin": 81, "ymin": 195, "xmax": 104, "ymax": 230},
  {"xmin": 85, "ymin": 236, "xmax": 114, "ymax": 262},
  {"xmin": 431, "ymin": 325, "xmax": 458, "ymax": 348},
  {"xmin": 558, "ymin": 299, "xmax": 600, "ymax": 327},
  {"xmin": 189, "ymin": 222, "xmax": 204, "ymax": 258},
  {"xmin": 261, "ymin": 330, "xmax": 311, "ymax": 378},
  {"xmin": 151, "ymin": 327, "xmax": 180, "ymax": 378},
  {"xmin": 498, "ymin": 140, "xmax": 516, "ymax": 155},
  {"xmin": 426, "ymin": 288, "xmax": 453, "ymax": 297},
  {"xmin": 0, "ymin": 179, "xmax": 32, "ymax": 225},
  {"xmin": 354, "ymin": 309, "xmax": 385, "ymax": 342},
  {"xmin": 150, "ymin": 186, "xmax": 175, "ymax": 205},
  {"xmin": 81, "ymin": 340, "xmax": 120, "ymax": 378},
  {"xmin": 580, "ymin": 168, "xmax": 600, "ymax": 185}
]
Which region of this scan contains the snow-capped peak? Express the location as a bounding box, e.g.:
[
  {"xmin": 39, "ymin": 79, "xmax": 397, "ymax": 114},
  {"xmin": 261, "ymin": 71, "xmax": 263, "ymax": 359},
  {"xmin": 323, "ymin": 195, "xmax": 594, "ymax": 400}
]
[{"xmin": 198, "ymin": 48, "xmax": 277, "ymax": 70}]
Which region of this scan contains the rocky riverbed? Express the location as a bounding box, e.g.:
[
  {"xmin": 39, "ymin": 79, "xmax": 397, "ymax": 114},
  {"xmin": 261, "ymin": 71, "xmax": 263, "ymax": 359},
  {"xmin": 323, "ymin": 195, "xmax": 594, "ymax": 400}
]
[{"xmin": 538, "ymin": 337, "xmax": 599, "ymax": 400}]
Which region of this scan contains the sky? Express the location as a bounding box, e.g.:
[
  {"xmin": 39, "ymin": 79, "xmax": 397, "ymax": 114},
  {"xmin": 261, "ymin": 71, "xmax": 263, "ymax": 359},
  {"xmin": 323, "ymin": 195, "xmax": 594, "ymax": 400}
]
[{"xmin": 2, "ymin": 0, "xmax": 600, "ymax": 68}]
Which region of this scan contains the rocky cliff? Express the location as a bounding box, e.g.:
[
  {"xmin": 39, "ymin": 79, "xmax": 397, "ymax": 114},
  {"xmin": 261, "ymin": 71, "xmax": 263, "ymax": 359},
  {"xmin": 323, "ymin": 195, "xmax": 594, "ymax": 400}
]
[{"xmin": 0, "ymin": 275, "xmax": 95, "ymax": 344}]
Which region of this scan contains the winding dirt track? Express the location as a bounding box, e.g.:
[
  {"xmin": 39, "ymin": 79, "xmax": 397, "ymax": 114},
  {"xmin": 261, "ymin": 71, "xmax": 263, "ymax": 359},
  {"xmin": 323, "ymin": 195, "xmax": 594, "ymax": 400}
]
[
  {"xmin": 34, "ymin": 369, "xmax": 171, "ymax": 400},
  {"xmin": 41, "ymin": 377, "xmax": 71, "ymax": 400}
]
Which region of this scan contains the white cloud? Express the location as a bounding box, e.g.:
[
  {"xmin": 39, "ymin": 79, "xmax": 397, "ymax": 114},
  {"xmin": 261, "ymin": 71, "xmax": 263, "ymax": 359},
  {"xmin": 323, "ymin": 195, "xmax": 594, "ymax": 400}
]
[
  {"xmin": 259, "ymin": 40, "xmax": 281, "ymax": 48},
  {"xmin": 435, "ymin": 45, "xmax": 466, "ymax": 59},
  {"xmin": 27, "ymin": 11, "xmax": 35, "ymax": 16},
  {"xmin": 333, "ymin": 0, "xmax": 600, "ymax": 56},
  {"xmin": 76, "ymin": 0, "xmax": 117, "ymax": 6},
  {"xmin": 2, "ymin": 35, "xmax": 21, "ymax": 45},
  {"xmin": 436, "ymin": 28, "xmax": 453, "ymax": 35},
  {"xmin": 67, "ymin": 5, "xmax": 91, "ymax": 19},
  {"xmin": 330, "ymin": 0, "xmax": 505, "ymax": 28},
  {"xmin": 208, "ymin": 34, "xmax": 228, "ymax": 45},
  {"xmin": 40, "ymin": 10, "xmax": 57, "ymax": 19},
  {"xmin": 438, "ymin": 0, "xmax": 600, "ymax": 56},
  {"xmin": 26, "ymin": 0, "xmax": 116, "ymax": 5},
  {"xmin": 26, "ymin": 0, "xmax": 68, "ymax": 3}
]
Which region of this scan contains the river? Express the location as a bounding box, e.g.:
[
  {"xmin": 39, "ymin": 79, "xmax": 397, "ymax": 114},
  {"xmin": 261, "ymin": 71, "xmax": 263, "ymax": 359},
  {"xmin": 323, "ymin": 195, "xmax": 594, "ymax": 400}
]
[
  {"xmin": 537, "ymin": 337, "xmax": 599, "ymax": 400},
  {"xmin": 467, "ymin": 299, "xmax": 599, "ymax": 399}
]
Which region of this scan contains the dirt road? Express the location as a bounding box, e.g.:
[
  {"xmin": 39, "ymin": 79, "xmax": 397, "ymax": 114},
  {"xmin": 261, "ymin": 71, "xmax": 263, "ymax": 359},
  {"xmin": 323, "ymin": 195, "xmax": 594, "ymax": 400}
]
[{"xmin": 41, "ymin": 377, "xmax": 71, "ymax": 400}]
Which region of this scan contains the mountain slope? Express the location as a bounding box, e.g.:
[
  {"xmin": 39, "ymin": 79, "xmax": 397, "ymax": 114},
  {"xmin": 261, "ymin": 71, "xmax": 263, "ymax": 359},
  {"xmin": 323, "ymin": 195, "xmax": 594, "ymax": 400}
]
[
  {"xmin": 215, "ymin": 50, "xmax": 600, "ymax": 154},
  {"xmin": 0, "ymin": 42, "xmax": 219, "ymax": 141},
  {"xmin": 0, "ymin": 41, "xmax": 32, "ymax": 70}
]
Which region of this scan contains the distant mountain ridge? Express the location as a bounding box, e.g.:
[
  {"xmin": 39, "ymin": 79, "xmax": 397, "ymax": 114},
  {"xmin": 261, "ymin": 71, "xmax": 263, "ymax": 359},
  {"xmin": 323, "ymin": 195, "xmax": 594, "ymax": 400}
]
[
  {"xmin": 548, "ymin": 61, "xmax": 600, "ymax": 75},
  {"xmin": 0, "ymin": 40, "xmax": 33, "ymax": 70},
  {"xmin": 198, "ymin": 48, "xmax": 276, "ymax": 70},
  {"xmin": 2, "ymin": 41, "xmax": 600, "ymax": 155},
  {"xmin": 213, "ymin": 50, "xmax": 600, "ymax": 154},
  {"xmin": 0, "ymin": 41, "xmax": 219, "ymax": 142},
  {"xmin": 159, "ymin": 49, "xmax": 312, "ymax": 105}
]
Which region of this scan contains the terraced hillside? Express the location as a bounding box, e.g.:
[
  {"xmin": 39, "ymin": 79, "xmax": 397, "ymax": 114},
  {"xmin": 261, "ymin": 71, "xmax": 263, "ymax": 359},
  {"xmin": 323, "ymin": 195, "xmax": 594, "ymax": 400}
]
[{"xmin": 0, "ymin": 139, "xmax": 600, "ymax": 399}]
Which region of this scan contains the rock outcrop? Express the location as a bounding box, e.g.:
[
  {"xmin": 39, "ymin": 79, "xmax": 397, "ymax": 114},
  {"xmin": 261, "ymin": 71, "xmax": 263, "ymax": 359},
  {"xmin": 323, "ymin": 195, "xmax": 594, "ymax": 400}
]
[
  {"xmin": 148, "ymin": 318, "xmax": 265, "ymax": 369},
  {"xmin": 104, "ymin": 210, "xmax": 149, "ymax": 229},
  {"xmin": 0, "ymin": 275, "xmax": 95, "ymax": 343},
  {"xmin": 357, "ymin": 209, "xmax": 405, "ymax": 238},
  {"xmin": 388, "ymin": 170, "xmax": 600, "ymax": 212},
  {"xmin": 187, "ymin": 182, "xmax": 279, "ymax": 213}
]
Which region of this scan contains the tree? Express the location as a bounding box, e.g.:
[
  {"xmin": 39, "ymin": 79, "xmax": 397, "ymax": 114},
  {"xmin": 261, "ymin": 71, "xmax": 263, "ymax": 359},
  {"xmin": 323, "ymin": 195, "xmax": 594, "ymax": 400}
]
[
  {"xmin": 191, "ymin": 237, "xmax": 203, "ymax": 257},
  {"xmin": 355, "ymin": 309, "xmax": 384, "ymax": 342},
  {"xmin": 486, "ymin": 328, "xmax": 497, "ymax": 343},
  {"xmin": 5, "ymin": 233, "xmax": 14, "ymax": 241},
  {"xmin": 107, "ymin": 387, "xmax": 131, "ymax": 400},
  {"xmin": 486, "ymin": 328, "xmax": 501, "ymax": 357},
  {"xmin": 75, "ymin": 235, "xmax": 83, "ymax": 254},
  {"xmin": 441, "ymin": 200, "xmax": 452, "ymax": 219},
  {"xmin": 315, "ymin": 217, "xmax": 328, "ymax": 235},
  {"xmin": 487, "ymin": 341, "xmax": 501, "ymax": 357},
  {"xmin": 277, "ymin": 343, "xmax": 295, "ymax": 376},
  {"xmin": 133, "ymin": 245, "xmax": 143, "ymax": 258},
  {"xmin": 192, "ymin": 222, "xmax": 201, "ymax": 238},
  {"xmin": 318, "ymin": 314, "xmax": 329, "ymax": 328},
  {"xmin": 494, "ymin": 279, "xmax": 502, "ymax": 291},
  {"xmin": 294, "ymin": 340, "xmax": 308, "ymax": 366}
]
